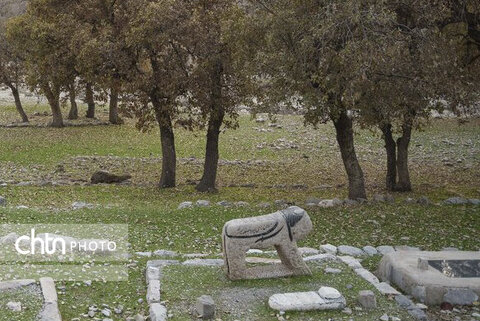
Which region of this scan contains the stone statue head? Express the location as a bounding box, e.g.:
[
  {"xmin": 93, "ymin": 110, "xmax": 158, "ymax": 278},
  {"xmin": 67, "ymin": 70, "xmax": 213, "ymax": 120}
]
[{"xmin": 282, "ymin": 206, "xmax": 313, "ymax": 242}]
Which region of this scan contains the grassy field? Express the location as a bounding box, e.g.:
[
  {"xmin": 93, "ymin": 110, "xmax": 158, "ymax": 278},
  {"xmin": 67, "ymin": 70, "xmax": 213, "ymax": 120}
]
[{"xmin": 0, "ymin": 102, "xmax": 479, "ymax": 320}]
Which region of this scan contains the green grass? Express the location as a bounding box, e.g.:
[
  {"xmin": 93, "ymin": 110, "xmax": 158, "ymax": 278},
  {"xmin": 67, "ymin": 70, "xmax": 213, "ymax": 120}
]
[
  {"xmin": 1, "ymin": 104, "xmax": 479, "ymax": 198},
  {"xmin": 0, "ymin": 285, "xmax": 43, "ymax": 321},
  {"xmin": 56, "ymin": 260, "xmax": 150, "ymax": 321},
  {"xmin": 160, "ymin": 263, "xmax": 412, "ymax": 321},
  {"xmin": 1, "ymin": 188, "xmax": 479, "ymax": 254}
]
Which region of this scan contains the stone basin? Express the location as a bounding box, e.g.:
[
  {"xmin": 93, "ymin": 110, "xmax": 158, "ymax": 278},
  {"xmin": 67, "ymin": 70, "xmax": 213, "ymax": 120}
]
[{"xmin": 378, "ymin": 251, "xmax": 480, "ymax": 305}]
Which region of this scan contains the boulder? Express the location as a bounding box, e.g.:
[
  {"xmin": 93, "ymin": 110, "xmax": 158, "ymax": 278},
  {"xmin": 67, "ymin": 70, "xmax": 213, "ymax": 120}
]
[{"xmin": 91, "ymin": 171, "xmax": 131, "ymax": 184}]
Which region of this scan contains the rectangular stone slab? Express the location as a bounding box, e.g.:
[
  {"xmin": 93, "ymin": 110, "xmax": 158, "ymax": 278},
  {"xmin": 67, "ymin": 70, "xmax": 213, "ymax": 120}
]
[
  {"xmin": 269, "ymin": 291, "xmax": 346, "ymax": 311},
  {"xmin": 428, "ymin": 260, "xmax": 480, "ymax": 278}
]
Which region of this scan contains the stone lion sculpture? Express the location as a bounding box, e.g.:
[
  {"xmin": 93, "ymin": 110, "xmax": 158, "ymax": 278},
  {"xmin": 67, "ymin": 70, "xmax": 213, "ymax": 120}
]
[{"xmin": 222, "ymin": 206, "xmax": 313, "ymax": 280}]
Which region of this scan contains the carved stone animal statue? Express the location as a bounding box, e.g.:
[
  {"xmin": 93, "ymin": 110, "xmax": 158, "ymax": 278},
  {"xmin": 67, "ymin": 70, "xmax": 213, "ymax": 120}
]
[{"xmin": 222, "ymin": 206, "xmax": 313, "ymax": 280}]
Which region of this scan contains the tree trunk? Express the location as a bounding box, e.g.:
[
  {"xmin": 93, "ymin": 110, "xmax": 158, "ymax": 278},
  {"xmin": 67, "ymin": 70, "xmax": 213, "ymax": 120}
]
[
  {"xmin": 196, "ymin": 108, "xmax": 225, "ymax": 193},
  {"xmin": 152, "ymin": 96, "xmax": 176, "ymax": 188},
  {"xmin": 396, "ymin": 116, "xmax": 413, "ymax": 192},
  {"xmin": 381, "ymin": 123, "xmax": 397, "ymax": 191},
  {"xmin": 42, "ymin": 83, "xmax": 63, "ymax": 128},
  {"xmin": 85, "ymin": 83, "xmax": 95, "ymax": 118},
  {"xmin": 196, "ymin": 61, "xmax": 224, "ymax": 193},
  {"xmin": 109, "ymin": 87, "xmax": 121, "ymax": 124},
  {"xmin": 67, "ymin": 84, "xmax": 78, "ymax": 120},
  {"xmin": 8, "ymin": 84, "xmax": 28, "ymax": 123},
  {"xmin": 332, "ymin": 110, "xmax": 367, "ymax": 200}
]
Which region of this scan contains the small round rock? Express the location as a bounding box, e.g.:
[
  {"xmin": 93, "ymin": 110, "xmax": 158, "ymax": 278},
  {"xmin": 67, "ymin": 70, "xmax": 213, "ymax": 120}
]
[{"xmin": 318, "ymin": 287, "xmax": 342, "ymax": 300}]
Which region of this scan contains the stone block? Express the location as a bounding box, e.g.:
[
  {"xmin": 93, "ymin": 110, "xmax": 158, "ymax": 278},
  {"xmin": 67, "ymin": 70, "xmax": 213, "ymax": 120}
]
[
  {"xmin": 147, "ymin": 280, "xmax": 161, "ymax": 304},
  {"xmin": 357, "ymin": 290, "xmax": 377, "ymax": 309},
  {"xmin": 269, "ymin": 288, "xmax": 346, "ymax": 311},
  {"xmin": 196, "ymin": 295, "xmax": 215, "ymax": 319},
  {"xmin": 320, "ymin": 244, "xmax": 337, "ymax": 254},
  {"xmin": 443, "ymin": 288, "xmax": 479, "ymax": 305},
  {"xmin": 338, "ymin": 245, "xmax": 365, "ymax": 257},
  {"xmin": 149, "ymin": 303, "xmax": 167, "ymax": 321}
]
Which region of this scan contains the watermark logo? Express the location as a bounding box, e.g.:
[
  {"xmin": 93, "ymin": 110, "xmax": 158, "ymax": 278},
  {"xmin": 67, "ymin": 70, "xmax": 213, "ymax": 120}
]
[
  {"xmin": 0, "ymin": 224, "xmax": 129, "ymax": 282},
  {"xmin": 14, "ymin": 229, "xmax": 117, "ymax": 255}
]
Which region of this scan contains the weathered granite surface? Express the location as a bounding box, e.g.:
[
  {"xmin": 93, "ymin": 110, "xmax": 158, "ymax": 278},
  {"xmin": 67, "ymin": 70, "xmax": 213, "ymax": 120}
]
[{"xmin": 222, "ymin": 206, "xmax": 312, "ymax": 280}]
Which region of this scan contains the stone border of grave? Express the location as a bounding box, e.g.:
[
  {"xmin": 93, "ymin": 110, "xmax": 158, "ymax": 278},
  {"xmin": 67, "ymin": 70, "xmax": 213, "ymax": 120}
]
[
  {"xmin": 145, "ymin": 258, "xmax": 224, "ymax": 321},
  {"xmin": 144, "ymin": 244, "xmax": 434, "ymax": 321},
  {"xmin": 0, "ymin": 277, "xmax": 62, "ymax": 320},
  {"xmin": 176, "ymin": 196, "xmax": 480, "ymax": 210},
  {"xmin": 378, "ymin": 251, "xmax": 480, "ymax": 306},
  {"xmin": 38, "ymin": 277, "xmax": 62, "ymax": 321}
]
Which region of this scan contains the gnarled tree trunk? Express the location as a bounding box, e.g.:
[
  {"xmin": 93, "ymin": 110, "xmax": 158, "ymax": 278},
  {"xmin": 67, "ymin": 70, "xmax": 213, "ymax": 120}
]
[
  {"xmin": 109, "ymin": 86, "xmax": 121, "ymax": 124},
  {"xmin": 42, "ymin": 83, "xmax": 63, "ymax": 128},
  {"xmin": 332, "ymin": 110, "xmax": 367, "ymax": 200},
  {"xmin": 67, "ymin": 83, "xmax": 78, "ymax": 120},
  {"xmin": 7, "ymin": 84, "xmax": 28, "ymax": 123},
  {"xmin": 381, "ymin": 123, "xmax": 397, "ymax": 191},
  {"xmin": 85, "ymin": 83, "xmax": 95, "ymax": 118},
  {"xmin": 151, "ymin": 95, "xmax": 176, "ymax": 188},
  {"xmin": 196, "ymin": 61, "xmax": 224, "ymax": 193},
  {"xmin": 396, "ymin": 115, "xmax": 414, "ymax": 192}
]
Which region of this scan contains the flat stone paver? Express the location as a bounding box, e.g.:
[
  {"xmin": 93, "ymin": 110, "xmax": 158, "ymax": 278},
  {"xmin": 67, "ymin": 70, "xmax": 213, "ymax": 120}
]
[
  {"xmin": 183, "ymin": 259, "xmax": 224, "ymax": 266},
  {"xmin": 150, "ymin": 303, "xmax": 167, "ymax": 321},
  {"xmin": 269, "ymin": 287, "xmax": 346, "ymax": 311},
  {"xmin": 0, "ymin": 279, "xmax": 36, "ymax": 292},
  {"xmin": 147, "ymin": 280, "xmax": 161, "ymax": 304}
]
